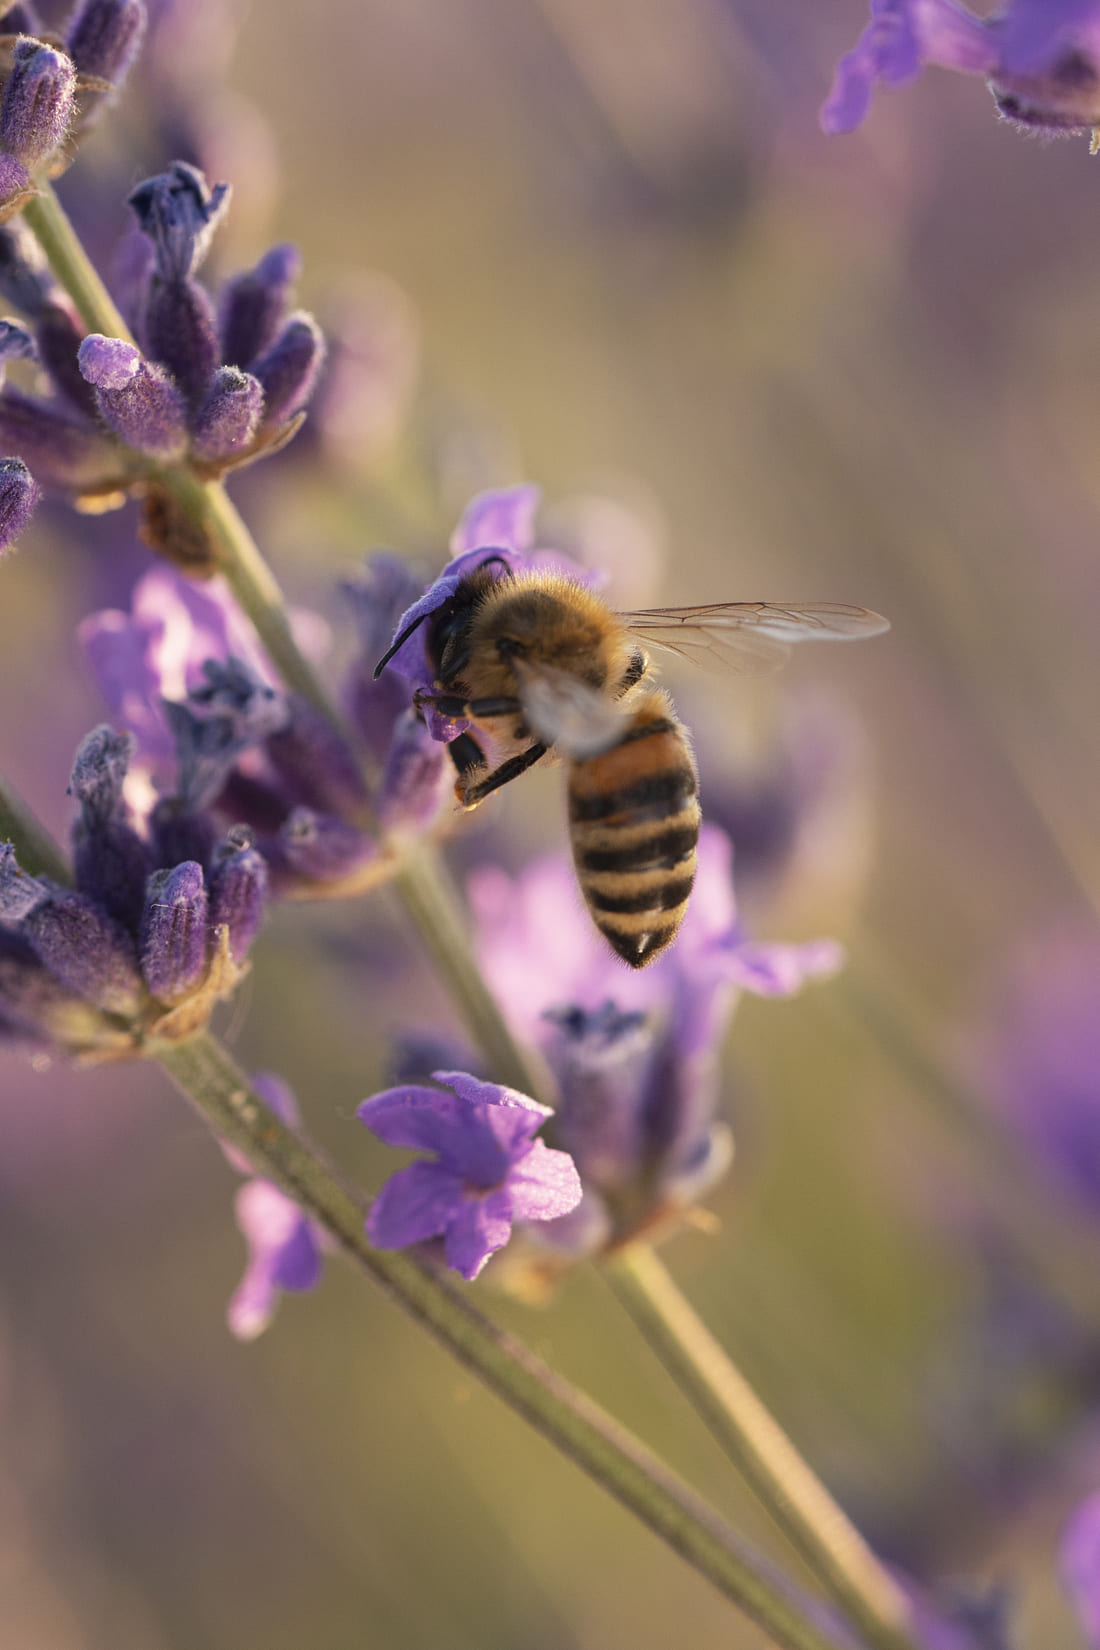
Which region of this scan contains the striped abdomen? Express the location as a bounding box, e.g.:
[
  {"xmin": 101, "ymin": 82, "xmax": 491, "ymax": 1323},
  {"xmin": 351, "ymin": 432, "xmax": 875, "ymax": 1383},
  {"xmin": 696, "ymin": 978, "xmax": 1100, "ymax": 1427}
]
[{"xmin": 567, "ymin": 691, "xmax": 699, "ymax": 968}]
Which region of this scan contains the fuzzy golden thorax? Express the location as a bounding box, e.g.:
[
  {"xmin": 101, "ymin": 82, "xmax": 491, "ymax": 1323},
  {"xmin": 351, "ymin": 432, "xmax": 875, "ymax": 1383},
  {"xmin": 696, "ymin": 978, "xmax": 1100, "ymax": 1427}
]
[{"xmin": 457, "ymin": 574, "xmax": 635, "ymax": 699}]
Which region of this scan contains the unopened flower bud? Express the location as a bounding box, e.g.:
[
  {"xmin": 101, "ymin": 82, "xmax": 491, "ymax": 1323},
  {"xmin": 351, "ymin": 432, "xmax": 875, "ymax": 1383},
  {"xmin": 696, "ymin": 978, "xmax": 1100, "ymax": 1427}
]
[
  {"xmin": 378, "ymin": 708, "xmax": 449, "ymax": 834},
  {"xmin": 0, "ymin": 925, "xmax": 104, "ymax": 1045},
  {"xmin": 24, "ymin": 887, "xmax": 142, "ymax": 1015},
  {"xmin": 65, "ymin": 0, "xmax": 146, "ymax": 87},
  {"xmin": 0, "ymin": 385, "xmax": 119, "ymax": 489},
  {"xmin": 209, "ymin": 827, "xmax": 267, "ymax": 962},
  {"xmin": 78, "ymin": 333, "xmax": 188, "ymax": 458},
  {"xmin": 190, "ymin": 365, "xmax": 263, "ymax": 463},
  {"xmin": 128, "ymin": 161, "xmax": 230, "ymax": 280},
  {"xmin": 69, "ymin": 726, "xmax": 151, "ymax": 929},
  {"xmin": 2, "ymin": 5, "xmax": 44, "ymax": 33},
  {"xmin": 36, "ymin": 300, "xmax": 98, "ymax": 416},
  {"xmin": 266, "ymin": 697, "xmax": 368, "ymax": 821},
  {"xmin": 141, "ymin": 273, "xmax": 219, "ymax": 407},
  {"xmin": 140, "ymin": 859, "xmax": 208, "ymax": 1003},
  {"xmin": 0, "ymin": 221, "xmax": 52, "ymax": 313},
  {"xmin": 0, "ymin": 152, "xmax": 31, "ymax": 219},
  {"xmin": 148, "ymin": 796, "xmax": 218, "ymax": 873},
  {"xmin": 270, "ymin": 807, "xmax": 376, "ymax": 890},
  {"xmin": 0, "ymin": 454, "xmax": 38, "ymax": 553},
  {"xmin": 219, "ymin": 242, "xmax": 300, "ymax": 369},
  {"xmin": 252, "ymin": 310, "xmax": 324, "ymax": 425},
  {"xmin": 0, "ymin": 839, "xmax": 48, "ymax": 919},
  {"xmin": 0, "ymin": 40, "xmax": 75, "ymax": 168}
]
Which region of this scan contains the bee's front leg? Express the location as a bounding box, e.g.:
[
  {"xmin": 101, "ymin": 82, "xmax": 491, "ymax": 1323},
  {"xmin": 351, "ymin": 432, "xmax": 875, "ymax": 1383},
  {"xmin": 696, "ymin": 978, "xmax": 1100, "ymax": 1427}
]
[{"xmin": 457, "ymin": 741, "xmax": 549, "ymax": 808}]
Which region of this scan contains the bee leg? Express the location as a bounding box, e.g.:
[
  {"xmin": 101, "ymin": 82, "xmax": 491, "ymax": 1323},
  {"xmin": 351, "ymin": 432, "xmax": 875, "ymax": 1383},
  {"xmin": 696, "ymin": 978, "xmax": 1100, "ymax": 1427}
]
[
  {"xmin": 457, "ymin": 741, "xmax": 548, "ymax": 809},
  {"xmin": 447, "ymin": 731, "xmax": 487, "ymax": 776},
  {"xmin": 614, "ymin": 648, "xmax": 648, "ymax": 697}
]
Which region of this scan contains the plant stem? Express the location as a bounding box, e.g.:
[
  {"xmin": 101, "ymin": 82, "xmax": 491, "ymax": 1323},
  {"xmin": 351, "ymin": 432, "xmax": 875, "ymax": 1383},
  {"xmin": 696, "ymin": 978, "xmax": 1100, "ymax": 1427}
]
[
  {"xmin": 0, "ymin": 771, "xmax": 72, "ymax": 882},
  {"xmin": 608, "ymin": 1245, "xmax": 920, "ymax": 1650},
  {"xmin": 24, "ymin": 181, "xmax": 134, "ymax": 341},
  {"xmin": 154, "ymin": 1031, "xmax": 859, "ymax": 1650}
]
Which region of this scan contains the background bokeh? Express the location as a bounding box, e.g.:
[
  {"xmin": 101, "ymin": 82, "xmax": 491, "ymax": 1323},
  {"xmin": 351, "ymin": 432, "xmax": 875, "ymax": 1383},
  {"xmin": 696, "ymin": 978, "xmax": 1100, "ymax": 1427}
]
[{"xmin": 5, "ymin": 0, "xmax": 1100, "ymax": 1644}]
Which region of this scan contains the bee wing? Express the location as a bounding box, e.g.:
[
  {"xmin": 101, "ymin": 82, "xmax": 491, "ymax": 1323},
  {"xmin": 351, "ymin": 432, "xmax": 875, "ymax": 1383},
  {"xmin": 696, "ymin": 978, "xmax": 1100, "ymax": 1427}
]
[
  {"xmin": 620, "ymin": 602, "xmax": 890, "ymax": 678},
  {"xmin": 511, "ymin": 656, "xmax": 630, "ymax": 758}
]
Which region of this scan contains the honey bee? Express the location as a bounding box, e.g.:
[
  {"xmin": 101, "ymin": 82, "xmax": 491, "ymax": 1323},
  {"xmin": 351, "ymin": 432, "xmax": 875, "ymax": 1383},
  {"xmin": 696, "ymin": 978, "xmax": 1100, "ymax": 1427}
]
[{"xmin": 376, "ymin": 565, "xmax": 888, "ymax": 967}]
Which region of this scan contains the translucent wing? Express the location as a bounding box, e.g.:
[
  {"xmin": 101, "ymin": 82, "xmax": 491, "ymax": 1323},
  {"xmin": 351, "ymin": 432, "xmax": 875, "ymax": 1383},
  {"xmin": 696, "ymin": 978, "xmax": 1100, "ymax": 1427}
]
[
  {"xmin": 620, "ymin": 602, "xmax": 890, "ymax": 678},
  {"xmin": 511, "ymin": 656, "xmax": 629, "ymax": 758}
]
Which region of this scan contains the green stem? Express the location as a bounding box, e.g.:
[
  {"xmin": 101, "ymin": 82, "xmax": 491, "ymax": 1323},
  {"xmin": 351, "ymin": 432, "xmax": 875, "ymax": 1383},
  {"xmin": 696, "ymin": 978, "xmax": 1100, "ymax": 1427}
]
[
  {"xmin": 154, "ymin": 1031, "xmax": 858, "ymax": 1650},
  {"xmin": 24, "ymin": 180, "xmax": 134, "ymax": 341},
  {"xmin": 0, "ymin": 771, "xmax": 73, "ymax": 882},
  {"xmin": 609, "ymin": 1246, "xmax": 920, "ymax": 1650}
]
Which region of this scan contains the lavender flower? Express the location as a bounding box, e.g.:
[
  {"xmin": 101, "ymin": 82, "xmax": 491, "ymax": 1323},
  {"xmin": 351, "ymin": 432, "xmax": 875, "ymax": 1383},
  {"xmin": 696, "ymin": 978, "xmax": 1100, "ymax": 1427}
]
[
  {"xmin": 225, "ymin": 1072, "xmax": 324, "ymax": 1339},
  {"xmin": 469, "ymin": 827, "xmax": 841, "ymax": 1258},
  {"xmin": 823, "ymin": 0, "xmax": 1100, "ymax": 138},
  {"xmin": 358, "ymin": 1070, "xmax": 582, "ymax": 1280}
]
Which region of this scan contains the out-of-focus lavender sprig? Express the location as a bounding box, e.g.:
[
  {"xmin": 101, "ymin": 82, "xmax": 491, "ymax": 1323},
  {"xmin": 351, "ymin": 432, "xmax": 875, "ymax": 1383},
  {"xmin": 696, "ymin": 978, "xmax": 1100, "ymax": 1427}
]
[
  {"xmin": 0, "ymin": 160, "xmax": 324, "ymax": 565},
  {"xmin": 0, "ymin": 722, "xmax": 265, "ymax": 1059},
  {"xmin": 823, "ymin": 0, "xmax": 1100, "ymax": 140}
]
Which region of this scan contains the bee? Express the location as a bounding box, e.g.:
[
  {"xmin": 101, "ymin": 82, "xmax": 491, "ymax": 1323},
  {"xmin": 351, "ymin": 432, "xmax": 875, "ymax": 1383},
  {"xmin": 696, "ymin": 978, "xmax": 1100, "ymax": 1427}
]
[{"xmin": 376, "ymin": 564, "xmax": 888, "ymax": 968}]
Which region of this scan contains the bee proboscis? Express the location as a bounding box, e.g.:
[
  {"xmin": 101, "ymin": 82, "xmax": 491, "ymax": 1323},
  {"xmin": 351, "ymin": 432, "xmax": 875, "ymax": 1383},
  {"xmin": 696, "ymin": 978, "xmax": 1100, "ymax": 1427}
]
[{"xmin": 377, "ymin": 568, "xmax": 889, "ymax": 968}]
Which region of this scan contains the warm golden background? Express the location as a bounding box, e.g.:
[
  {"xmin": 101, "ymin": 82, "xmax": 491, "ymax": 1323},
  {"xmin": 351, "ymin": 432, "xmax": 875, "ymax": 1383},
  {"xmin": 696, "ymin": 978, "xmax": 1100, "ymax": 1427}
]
[{"xmin": 4, "ymin": 1, "xmax": 1100, "ymax": 1645}]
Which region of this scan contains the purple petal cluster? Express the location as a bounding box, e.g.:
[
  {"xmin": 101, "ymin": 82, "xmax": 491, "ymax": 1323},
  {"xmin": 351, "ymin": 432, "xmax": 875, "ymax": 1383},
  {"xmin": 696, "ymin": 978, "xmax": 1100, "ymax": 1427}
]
[
  {"xmin": 823, "ymin": 0, "xmax": 1100, "ymax": 137},
  {"xmin": 358, "ymin": 1069, "xmax": 582, "ymax": 1280},
  {"xmin": 0, "ymin": 162, "xmax": 324, "ymax": 532},
  {"xmin": 223, "ymin": 1072, "xmax": 324, "ymax": 1340},
  {"xmin": 0, "ymin": 725, "xmax": 266, "ymax": 1059},
  {"xmin": 468, "ymin": 826, "xmax": 842, "ymax": 1256}
]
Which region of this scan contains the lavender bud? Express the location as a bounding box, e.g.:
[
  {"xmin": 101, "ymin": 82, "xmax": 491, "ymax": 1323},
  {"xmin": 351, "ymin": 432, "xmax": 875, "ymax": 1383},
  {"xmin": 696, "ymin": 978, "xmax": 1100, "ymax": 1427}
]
[
  {"xmin": 0, "ymin": 385, "xmax": 119, "ymax": 489},
  {"xmin": 0, "ymin": 454, "xmax": 38, "ymax": 553},
  {"xmin": 140, "ymin": 859, "xmax": 208, "ymax": 1003},
  {"xmin": 0, "ymin": 925, "xmax": 101, "ymax": 1044},
  {"xmin": 378, "ymin": 708, "xmax": 448, "ymax": 834},
  {"xmin": 219, "ymin": 242, "xmax": 300, "ymax": 369},
  {"xmin": 270, "ymin": 808, "xmax": 376, "ymax": 890},
  {"xmin": 2, "ymin": 5, "xmax": 44, "ymax": 32},
  {"xmin": 149, "ymin": 796, "xmax": 218, "ymax": 873},
  {"xmin": 69, "ymin": 726, "xmax": 151, "ymax": 929},
  {"xmin": 266, "ymin": 696, "xmax": 369, "ymax": 820},
  {"xmin": 65, "ymin": 0, "xmax": 146, "ymax": 87},
  {"xmin": 0, "ymin": 152, "xmax": 31, "ymax": 217},
  {"xmin": 36, "ymin": 301, "xmax": 98, "ymax": 416},
  {"xmin": 0, "ymin": 839, "xmax": 48, "ymax": 919},
  {"xmin": 190, "ymin": 365, "xmax": 263, "ymax": 463},
  {"xmin": 252, "ymin": 310, "xmax": 324, "ymax": 426},
  {"xmin": 0, "ymin": 40, "xmax": 75, "ymax": 168},
  {"xmin": 127, "ymin": 161, "xmax": 230, "ymax": 280},
  {"xmin": 78, "ymin": 333, "xmax": 187, "ymax": 458},
  {"xmin": 209, "ymin": 827, "xmax": 267, "ymax": 962},
  {"xmin": 24, "ymin": 888, "xmax": 142, "ymax": 1015},
  {"xmin": 141, "ymin": 274, "xmax": 219, "ymax": 407},
  {"xmin": 0, "ymin": 317, "xmax": 36, "ymax": 374}
]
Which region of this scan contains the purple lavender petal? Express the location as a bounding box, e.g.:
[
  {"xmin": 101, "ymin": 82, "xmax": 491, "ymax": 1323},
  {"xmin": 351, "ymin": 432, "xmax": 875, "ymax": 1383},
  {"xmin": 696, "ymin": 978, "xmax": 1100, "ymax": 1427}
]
[
  {"xmin": 366, "ymin": 1160, "xmax": 466, "ymax": 1250},
  {"xmin": 228, "ymin": 1179, "xmax": 310, "ymax": 1340},
  {"xmin": 0, "ymin": 455, "xmax": 38, "ymax": 554},
  {"xmin": 139, "ymin": 860, "xmax": 208, "ymax": 1002},
  {"xmin": 0, "ymin": 39, "xmax": 75, "ymax": 167},
  {"xmin": 250, "ymin": 1070, "xmax": 300, "ymax": 1128},
  {"xmin": 505, "ymin": 1139, "xmax": 583, "ymax": 1222},
  {"xmin": 821, "ymin": 0, "xmax": 998, "ymax": 134},
  {"xmin": 271, "ymin": 1215, "xmax": 323, "ymax": 1292},
  {"xmin": 1062, "ymin": 1492, "xmax": 1100, "ymax": 1649},
  {"xmin": 450, "ymin": 484, "xmax": 540, "ymax": 555},
  {"xmin": 383, "ymin": 544, "xmax": 525, "ymax": 690},
  {"xmin": 24, "ymin": 889, "xmax": 142, "ymax": 1015},
  {"xmin": 251, "ymin": 310, "xmax": 324, "ymax": 425},
  {"xmin": 443, "ymin": 1190, "xmax": 515, "ymax": 1279},
  {"xmin": 219, "ymin": 242, "xmax": 301, "ymax": 369},
  {"xmin": 66, "ymin": 0, "xmax": 146, "ymax": 86},
  {"xmin": 358, "ymin": 1085, "xmax": 513, "ymax": 1184},
  {"xmin": 720, "ymin": 937, "xmax": 845, "ymax": 997},
  {"xmin": 190, "ymin": 366, "xmax": 263, "ymax": 462}
]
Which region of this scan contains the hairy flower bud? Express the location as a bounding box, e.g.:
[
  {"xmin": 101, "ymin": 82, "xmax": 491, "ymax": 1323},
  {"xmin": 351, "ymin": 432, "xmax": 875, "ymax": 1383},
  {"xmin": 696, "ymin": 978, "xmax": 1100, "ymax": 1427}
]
[
  {"xmin": 36, "ymin": 300, "xmax": 98, "ymax": 416},
  {"xmin": 140, "ymin": 859, "xmax": 208, "ymax": 1003},
  {"xmin": 190, "ymin": 365, "xmax": 263, "ymax": 463},
  {"xmin": 65, "ymin": 0, "xmax": 146, "ymax": 87},
  {"xmin": 141, "ymin": 273, "xmax": 219, "ymax": 407},
  {"xmin": 78, "ymin": 333, "xmax": 188, "ymax": 458},
  {"xmin": 0, "ymin": 221, "xmax": 52, "ymax": 312},
  {"xmin": 209, "ymin": 827, "xmax": 267, "ymax": 962},
  {"xmin": 0, "ymin": 384, "xmax": 119, "ymax": 489},
  {"xmin": 252, "ymin": 310, "xmax": 324, "ymax": 425},
  {"xmin": 24, "ymin": 887, "xmax": 142, "ymax": 1016},
  {"xmin": 265, "ymin": 697, "xmax": 369, "ymax": 821},
  {"xmin": 128, "ymin": 161, "xmax": 230, "ymax": 281},
  {"xmin": 0, "ymin": 454, "xmax": 38, "ymax": 553},
  {"xmin": 69, "ymin": 726, "xmax": 151, "ymax": 929},
  {"xmin": 0, "ymin": 40, "xmax": 76, "ymax": 168},
  {"xmin": 0, "ymin": 839, "xmax": 47, "ymax": 919},
  {"xmin": 269, "ymin": 808, "xmax": 376, "ymax": 890},
  {"xmin": 378, "ymin": 709, "xmax": 449, "ymax": 834},
  {"xmin": 219, "ymin": 242, "xmax": 300, "ymax": 370}
]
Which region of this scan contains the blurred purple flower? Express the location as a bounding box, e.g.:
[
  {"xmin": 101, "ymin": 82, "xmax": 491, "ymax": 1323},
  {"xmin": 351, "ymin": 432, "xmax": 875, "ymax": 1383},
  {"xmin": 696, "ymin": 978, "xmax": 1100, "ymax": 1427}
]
[
  {"xmin": 358, "ymin": 1070, "xmax": 582, "ymax": 1280},
  {"xmin": 1063, "ymin": 1492, "xmax": 1100, "ymax": 1648},
  {"xmin": 225, "ymin": 1072, "xmax": 324, "ymax": 1340},
  {"xmin": 823, "ymin": 0, "xmax": 1100, "ymax": 137}
]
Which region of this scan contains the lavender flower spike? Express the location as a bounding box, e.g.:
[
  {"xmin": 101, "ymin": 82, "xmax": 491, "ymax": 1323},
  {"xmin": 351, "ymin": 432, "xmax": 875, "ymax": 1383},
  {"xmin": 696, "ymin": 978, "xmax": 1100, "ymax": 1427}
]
[
  {"xmin": 359, "ymin": 1071, "xmax": 582, "ymax": 1280},
  {"xmin": 0, "ymin": 39, "xmax": 76, "ymax": 168},
  {"xmin": 66, "ymin": 0, "xmax": 147, "ymax": 88},
  {"xmin": 78, "ymin": 334, "xmax": 188, "ymax": 459},
  {"xmin": 0, "ymin": 455, "xmax": 38, "ymax": 554}
]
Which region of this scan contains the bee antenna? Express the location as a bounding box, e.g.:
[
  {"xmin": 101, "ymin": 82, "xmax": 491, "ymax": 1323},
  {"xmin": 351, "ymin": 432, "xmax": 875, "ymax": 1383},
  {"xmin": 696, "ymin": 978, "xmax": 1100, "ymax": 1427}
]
[{"xmin": 373, "ymin": 611, "xmax": 428, "ymax": 679}]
